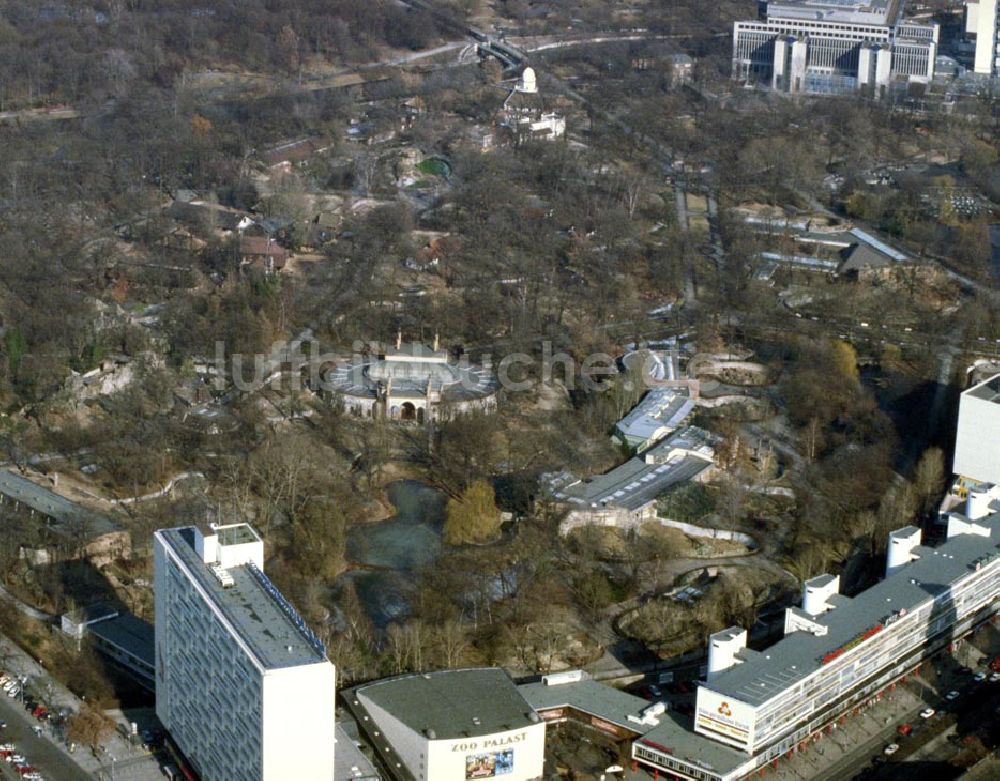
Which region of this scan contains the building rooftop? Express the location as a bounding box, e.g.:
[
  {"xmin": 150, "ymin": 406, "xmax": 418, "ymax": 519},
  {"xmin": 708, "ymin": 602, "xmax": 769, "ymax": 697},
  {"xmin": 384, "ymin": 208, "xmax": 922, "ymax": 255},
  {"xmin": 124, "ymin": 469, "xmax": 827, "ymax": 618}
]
[
  {"xmin": 807, "ymin": 573, "xmax": 838, "ymax": 589},
  {"xmin": 766, "ymin": 0, "xmax": 901, "ymax": 25},
  {"xmin": 636, "ymin": 711, "xmax": 752, "ymax": 778},
  {"xmin": 552, "ymin": 426, "xmax": 716, "ymax": 512},
  {"xmin": 615, "ymin": 388, "xmax": 695, "ymax": 442},
  {"xmin": 334, "ymin": 722, "xmax": 381, "ymax": 780},
  {"xmin": 0, "ymin": 470, "xmax": 122, "ymax": 538},
  {"xmin": 158, "ymin": 527, "xmax": 327, "ymax": 670},
  {"xmin": 88, "ymin": 614, "xmax": 155, "ymax": 668},
  {"xmin": 518, "ymin": 679, "xmax": 650, "ymax": 732},
  {"xmin": 351, "ymin": 668, "xmax": 539, "ymax": 740},
  {"xmin": 966, "ymin": 374, "xmax": 1000, "ymax": 404},
  {"xmin": 557, "ymin": 456, "xmax": 711, "ymax": 512},
  {"xmin": 706, "ymin": 512, "xmax": 1000, "ymax": 707},
  {"xmin": 63, "ymin": 603, "xmax": 119, "ymax": 627},
  {"xmin": 383, "ymin": 342, "xmax": 448, "ymax": 362},
  {"xmin": 216, "ymin": 524, "xmax": 259, "ymax": 546},
  {"xmin": 325, "ymin": 343, "xmax": 496, "ymax": 402},
  {"xmin": 838, "ymin": 242, "xmax": 895, "ymax": 274}
]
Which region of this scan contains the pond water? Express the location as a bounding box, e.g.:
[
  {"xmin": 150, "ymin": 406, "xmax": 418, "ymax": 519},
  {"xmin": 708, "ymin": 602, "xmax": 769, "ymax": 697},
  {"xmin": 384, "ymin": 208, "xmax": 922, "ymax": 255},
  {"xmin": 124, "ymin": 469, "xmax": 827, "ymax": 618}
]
[{"xmin": 342, "ymin": 480, "xmax": 446, "ymax": 628}]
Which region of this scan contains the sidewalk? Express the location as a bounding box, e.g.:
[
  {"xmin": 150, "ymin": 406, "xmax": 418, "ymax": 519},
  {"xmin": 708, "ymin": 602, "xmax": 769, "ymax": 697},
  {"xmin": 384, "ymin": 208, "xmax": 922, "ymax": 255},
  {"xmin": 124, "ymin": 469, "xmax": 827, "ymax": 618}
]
[
  {"xmin": 771, "ymin": 684, "xmax": 927, "ymax": 780},
  {"xmin": 0, "ymin": 633, "xmax": 163, "ymax": 780}
]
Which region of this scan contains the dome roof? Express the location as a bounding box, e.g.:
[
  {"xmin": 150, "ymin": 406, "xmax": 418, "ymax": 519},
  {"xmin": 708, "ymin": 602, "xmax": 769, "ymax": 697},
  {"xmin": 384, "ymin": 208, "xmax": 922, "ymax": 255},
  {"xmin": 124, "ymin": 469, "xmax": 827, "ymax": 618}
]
[{"xmin": 519, "ymin": 67, "xmax": 538, "ymax": 94}]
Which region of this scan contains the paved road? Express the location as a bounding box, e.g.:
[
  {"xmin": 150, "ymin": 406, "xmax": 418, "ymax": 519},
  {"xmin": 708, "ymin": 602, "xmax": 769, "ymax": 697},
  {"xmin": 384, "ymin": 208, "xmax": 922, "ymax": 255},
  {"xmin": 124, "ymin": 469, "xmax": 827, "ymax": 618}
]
[{"xmin": 0, "ymin": 693, "xmax": 91, "ymax": 781}]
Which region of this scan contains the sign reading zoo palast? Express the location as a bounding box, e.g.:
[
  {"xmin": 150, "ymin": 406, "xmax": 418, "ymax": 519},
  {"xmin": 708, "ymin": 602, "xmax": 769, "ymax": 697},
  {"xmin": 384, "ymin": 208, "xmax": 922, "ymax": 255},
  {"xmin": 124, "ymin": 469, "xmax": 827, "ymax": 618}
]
[{"xmin": 450, "ymin": 731, "xmax": 529, "ymax": 752}]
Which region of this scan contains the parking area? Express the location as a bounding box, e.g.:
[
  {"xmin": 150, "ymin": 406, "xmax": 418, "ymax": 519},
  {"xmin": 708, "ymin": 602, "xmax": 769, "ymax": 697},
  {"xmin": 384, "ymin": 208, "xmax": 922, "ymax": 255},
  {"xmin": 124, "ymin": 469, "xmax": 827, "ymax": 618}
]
[
  {"xmin": 0, "ymin": 686, "xmax": 89, "ymax": 781},
  {"xmin": 0, "ymin": 633, "xmax": 166, "ymax": 781}
]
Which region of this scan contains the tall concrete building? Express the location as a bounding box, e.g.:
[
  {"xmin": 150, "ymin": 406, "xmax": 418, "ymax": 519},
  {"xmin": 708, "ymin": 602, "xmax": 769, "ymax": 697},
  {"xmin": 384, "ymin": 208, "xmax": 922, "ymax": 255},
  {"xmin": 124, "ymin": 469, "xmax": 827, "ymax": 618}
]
[
  {"xmin": 954, "ymin": 374, "xmax": 1000, "ymax": 486},
  {"xmin": 733, "ymin": 0, "xmax": 938, "ymax": 96},
  {"xmin": 967, "ymin": 0, "xmax": 1000, "ymax": 75},
  {"xmin": 154, "ymin": 523, "xmax": 336, "ymax": 781}
]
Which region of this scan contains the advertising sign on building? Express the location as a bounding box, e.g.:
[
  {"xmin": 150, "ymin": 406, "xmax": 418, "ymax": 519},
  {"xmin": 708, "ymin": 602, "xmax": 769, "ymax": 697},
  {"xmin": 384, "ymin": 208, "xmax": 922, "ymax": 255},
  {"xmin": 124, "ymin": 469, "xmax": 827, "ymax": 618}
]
[
  {"xmin": 429, "ymin": 724, "xmax": 546, "ymax": 781},
  {"xmin": 465, "ymin": 749, "xmax": 514, "ymax": 778},
  {"xmin": 695, "ymin": 689, "xmax": 754, "ymax": 749}
]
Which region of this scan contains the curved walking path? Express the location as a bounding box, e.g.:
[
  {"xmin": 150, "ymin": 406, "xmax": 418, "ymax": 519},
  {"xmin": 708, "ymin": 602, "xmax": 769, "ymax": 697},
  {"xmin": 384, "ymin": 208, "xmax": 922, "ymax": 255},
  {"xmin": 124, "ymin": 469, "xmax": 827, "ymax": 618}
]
[
  {"xmin": 0, "ymin": 583, "xmax": 56, "ymax": 624},
  {"xmin": 109, "ymin": 470, "xmax": 205, "ymax": 505}
]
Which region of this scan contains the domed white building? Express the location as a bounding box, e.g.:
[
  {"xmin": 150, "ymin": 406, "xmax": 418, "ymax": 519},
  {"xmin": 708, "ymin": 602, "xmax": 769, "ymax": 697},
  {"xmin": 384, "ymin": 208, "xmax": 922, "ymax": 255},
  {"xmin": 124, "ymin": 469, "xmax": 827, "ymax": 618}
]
[
  {"xmin": 323, "ymin": 335, "xmax": 497, "ymax": 423},
  {"xmin": 501, "ymin": 66, "xmax": 565, "ymax": 143}
]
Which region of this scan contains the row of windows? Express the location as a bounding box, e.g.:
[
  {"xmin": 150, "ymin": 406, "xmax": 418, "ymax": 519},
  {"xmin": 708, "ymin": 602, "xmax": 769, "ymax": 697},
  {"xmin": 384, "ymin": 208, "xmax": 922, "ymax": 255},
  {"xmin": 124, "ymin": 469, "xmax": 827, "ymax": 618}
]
[
  {"xmin": 162, "ymin": 561, "xmax": 265, "ymax": 780},
  {"xmin": 633, "ymin": 744, "xmax": 718, "ymax": 781},
  {"xmin": 736, "ymin": 20, "xmax": 890, "ymax": 40},
  {"xmin": 751, "ymin": 564, "xmax": 1000, "ymax": 746}
]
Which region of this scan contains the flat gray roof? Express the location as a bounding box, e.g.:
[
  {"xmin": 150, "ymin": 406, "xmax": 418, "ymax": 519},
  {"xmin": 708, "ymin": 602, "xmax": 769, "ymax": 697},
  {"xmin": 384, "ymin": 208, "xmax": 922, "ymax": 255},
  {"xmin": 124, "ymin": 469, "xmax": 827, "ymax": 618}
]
[
  {"xmin": 518, "ymin": 679, "xmax": 650, "ymax": 731},
  {"xmin": 334, "ymin": 722, "xmax": 381, "ymax": 780},
  {"xmin": 557, "ymin": 455, "xmax": 711, "ymax": 512},
  {"xmin": 706, "ymin": 513, "xmax": 1000, "ymax": 707},
  {"xmin": 636, "ymin": 711, "xmax": 752, "ymax": 777},
  {"xmin": 352, "ymin": 668, "xmax": 538, "ymax": 740},
  {"xmin": 158, "ymin": 527, "xmax": 326, "ymax": 669},
  {"xmin": 89, "ymin": 614, "xmax": 155, "ymax": 668},
  {"xmin": 0, "ymin": 470, "xmax": 122, "ymax": 537},
  {"xmin": 553, "ymin": 426, "xmax": 716, "ymax": 512},
  {"xmin": 767, "ymin": 0, "xmax": 899, "ymax": 25}
]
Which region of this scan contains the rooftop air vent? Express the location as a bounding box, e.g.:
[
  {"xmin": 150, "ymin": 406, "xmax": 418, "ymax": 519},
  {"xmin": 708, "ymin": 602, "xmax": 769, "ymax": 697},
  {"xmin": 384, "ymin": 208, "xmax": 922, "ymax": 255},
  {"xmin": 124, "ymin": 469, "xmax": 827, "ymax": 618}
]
[{"xmin": 210, "ymin": 565, "xmax": 235, "ymax": 588}]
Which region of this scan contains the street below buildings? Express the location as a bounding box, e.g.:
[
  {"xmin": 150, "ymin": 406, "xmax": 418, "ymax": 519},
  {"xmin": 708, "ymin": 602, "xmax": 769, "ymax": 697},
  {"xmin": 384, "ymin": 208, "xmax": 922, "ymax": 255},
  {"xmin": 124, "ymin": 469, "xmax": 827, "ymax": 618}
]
[
  {"xmin": 769, "ymin": 626, "xmax": 1000, "ymax": 780},
  {"xmin": 0, "ymin": 693, "xmax": 90, "ymax": 781}
]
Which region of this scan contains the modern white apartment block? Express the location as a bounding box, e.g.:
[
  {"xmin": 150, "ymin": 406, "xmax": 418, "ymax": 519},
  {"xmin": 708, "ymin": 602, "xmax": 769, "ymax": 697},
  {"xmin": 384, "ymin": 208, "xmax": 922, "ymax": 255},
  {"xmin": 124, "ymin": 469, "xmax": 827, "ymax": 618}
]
[
  {"xmin": 954, "ymin": 374, "xmax": 1000, "ymax": 486},
  {"xmin": 967, "ymin": 0, "xmax": 1000, "ymax": 75},
  {"xmin": 154, "ymin": 523, "xmax": 336, "ymax": 781},
  {"xmin": 632, "ymin": 497, "xmax": 1000, "ymax": 780},
  {"xmin": 733, "ymin": 0, "xmax": 939, "ymax": 96}
]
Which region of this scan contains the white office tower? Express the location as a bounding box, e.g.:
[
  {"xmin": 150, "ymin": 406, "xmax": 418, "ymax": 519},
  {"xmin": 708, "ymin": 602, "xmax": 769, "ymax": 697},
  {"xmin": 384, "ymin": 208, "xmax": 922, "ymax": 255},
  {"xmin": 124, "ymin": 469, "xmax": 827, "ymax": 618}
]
[
  {"xmin": 954, "ymin": 374, "xmax": 1000, "ymax": 485},
  {"xmin": 968, "ymin": 0, "xmax": 1000, "ymax": 75},
  {"xmin": 154, "ymin": 523, "xmax": 336, "ymax": 781},
  {"xmin": 733, "ymin": 0, "xmax": 939, "ymax": 97}
]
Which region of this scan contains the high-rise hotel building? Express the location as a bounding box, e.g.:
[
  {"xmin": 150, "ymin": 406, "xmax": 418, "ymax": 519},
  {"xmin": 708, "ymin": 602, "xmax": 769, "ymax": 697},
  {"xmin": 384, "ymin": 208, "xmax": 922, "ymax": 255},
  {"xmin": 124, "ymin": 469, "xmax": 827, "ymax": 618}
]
[{"xmin": 154, "ymin": 523, "xmax": 336, "ymax": 780}]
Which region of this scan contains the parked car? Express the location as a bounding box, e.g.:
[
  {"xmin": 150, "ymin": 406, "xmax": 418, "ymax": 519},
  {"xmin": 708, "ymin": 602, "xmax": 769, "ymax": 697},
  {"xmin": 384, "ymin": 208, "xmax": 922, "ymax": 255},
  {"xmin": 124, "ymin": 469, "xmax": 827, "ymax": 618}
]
[
  {"xmin": 897, "ymin": 723, "xmax": 913, "ymax": 737},
  {"xmin": 974, "ymin": 671, "xmax": 987, "ymax": 682},
  {"xmin": 884, "ymin": 743, "xmax": 899, "ymax": 756},
  {"xmin": 919, "ymin": 708, "xmax": 936, "ymax": 719},
  {"xmin": 989, "ymin": 655, "xmax": 1000, "ymax": 672},
  {"xmin": 946, "ymin": 690, "xmax": 961, "ymax": 701}
]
